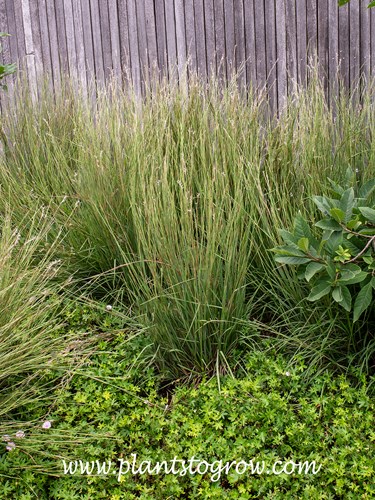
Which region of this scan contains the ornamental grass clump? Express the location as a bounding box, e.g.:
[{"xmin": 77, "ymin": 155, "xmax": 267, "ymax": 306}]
[
  {"xmin": 1, "ymin": 70, "xmax": 375, "ymax": 379},
  {"xmin": 0, "ymin": 209, "xmax": 87, "ymax": 427}
]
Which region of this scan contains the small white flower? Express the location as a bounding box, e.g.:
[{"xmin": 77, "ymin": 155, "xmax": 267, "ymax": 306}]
[
  {"xmin": 355, "ymin": 168, "xmax": 359, "ymax": 173},
  {"xmin": 15, "ymin": 431, "xmax": 25, "ymax": 439},
  {"xmin": 285, "ymin": 371, "xmax": 291, "ymax": 377},
  {"xmin": 42, "ymin": 421, "xmax": 52, "ymax": 429},
  {"xmin": 2, "ymin": 435, "xmax": 10, "ymax": 442},
  {"xmin": 106, "ymin": 305, "xmax": 113, "ymax": 311},
  {"xmin": 6, "ymin": 442, "xmax": 16, "ymax": 451}
]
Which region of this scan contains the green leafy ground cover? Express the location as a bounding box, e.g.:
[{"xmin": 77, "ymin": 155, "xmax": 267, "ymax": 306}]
[{"xmin": 1, "ymin": 304, "xmax": 374, "ymax": 499}]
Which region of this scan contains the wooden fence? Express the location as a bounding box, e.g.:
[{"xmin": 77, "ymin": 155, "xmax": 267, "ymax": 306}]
[{"xmin": 1, "ymin": 0, "xmax": 375, "ymax": 111}]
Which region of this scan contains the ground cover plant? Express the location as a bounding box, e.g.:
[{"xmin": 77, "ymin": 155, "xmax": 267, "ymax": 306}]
[
  {"xmin": 0, "ymin": 208, "xmax": 109, "ymax": 475},
  {"xmin": 0, "ymin": 209, "xmax": 76, "ymax": 423},
  {"xmin": 1, "ymin": 342, "xmax": 374, "ymax": 499},
  {"xmin": 0, "ymin": 70, "xmax": 374, "ymax": 497}
]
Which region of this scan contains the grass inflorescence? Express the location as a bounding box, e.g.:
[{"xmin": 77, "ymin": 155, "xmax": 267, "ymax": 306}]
[{"xmin": 1, "ymin": 70, "xmax": 374, "ymax": 381}]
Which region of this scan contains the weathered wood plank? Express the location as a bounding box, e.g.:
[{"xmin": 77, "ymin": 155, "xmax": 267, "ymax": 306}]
[
  {"xmin": 194, "ymin": 0, "xmax": 206, "ymax": 79},
  {"xmin": 54, "ymin": 0, "xmax": 69, "ymax": 77},
  {"xmin": 276, "ymin": 0, "xmax": 287, "ymax": 110},
  {"xmin": 164, "ymin": 0, "xmax": 177, "ymax": 81},
  {"xmin": 135, "ymin": 0, "xmax": 147, "ymax": 87},
  {"xmin": 0, "ymin": 0, "xmax": 7, "ymax": 108},
  {"xmin": 1, "ymin": 0, "xmax": 19, "ymax": 102},
  {"xmin": 285, "ymin": 0, "xmax": 297, "ymax": 95},
  {"xmin": 63, "ymin": 0, "xmax": 78, "ymax": 86},
  {"xmin": 89, "ymin": 0, "xmax": 105, "ymax": 85},
  {"xmin": 145, "ymin": 0, "xmax": 158, "ymax": 82},
  {"xmin": 0, "ymin": 0, "xmax": 374, "ymax": 112},
  {"xmin": 45, "ymin": 0, "xmax": 61, "ymax": 88},
  {"xmin": 265, "ymin": 0, "xmax": 277, "ymax": 111},
  {"xmin": 184, "ymin": 0, "xmax": 197, "ymax": 77},
  {"xmin": 13, "ymin": 0, "xmax": 26, "ymax": 74},
  {"xmin": 127, "ymin": 0, "xmax": 141, "ymax": 94},
  {"xmin": 254, "ymin": 0, "xmax": 266, "ymax": 91},
  {"xmin": 117, "ymin": 0, "xmax": 131, "ymax": 84},
  {"xmin": 371, "ymin": 4, "xmax": 375, "ymax": 78},
  {"xmin": 0, "ymin": 0, "xmax": 10, "ymax": 64},
  {"xmin": 223, "ymin": 0, "xmax": 235, "ymax": 79},
  {"xmin": 108, "ymin": 0, "xmax": 121, "ymax": 82},
  {"xmin": 204, "ymin": 0, "xmax": 215, "ymax": 79},
  {"xmin": 37, "ymin": 0, "xmax": 52, "ymax": 76},
  {"xmin": 349, "ymin": 0, "xmax": 360, "ymax": 86},
  {"xmin": 360, "ymin": 0, "xmax": 370, "ymax": 82},
  {"xmin": 214, "ymin": 0, "xmax": 226, "ymax": 82},
  {"xmin": 233, "ymin": 0, "xmax": 245, "ymax": 88},
  {"xmin": 98, "ymin": 0, "xmax": 113, "ymax": 82},
  {"xmin": 2, "ymin": 0, "xmax": 20, "ymax": 102},
  {"xmin": 154, "ymin": 0, "xmax": 167, "ymax": 79},
  {"xmin": 5, "ymin": 0, "xmax": 18, "ymax": 69},
  {"xmin": 338, "ymin": 0, "xmax": 350, "ymax": 88},
  {"xmin": 174, "ymin": 0, "xmax": 187, "ymax": 83},
  {"xmin": 317, "ymin": 0, "xmax": 328, "ymax": 91},
  {"xmin": 72, "ymin": 0, "xmax": 87, "ymax": 91},
  {"xmin": 80, "ymin": 0, "xmax": 95, "ymax": 85},
  {"xmin": 243, "ymin": 0, "xmax": 256, "ymax": 89},
  {"xmin": 306, "ymin": 0, "xmax": 317, "ymax": 67},
  {"xmin": 328, "ymin": 0, "xmax": 339, "ymax": 101},
  {"xmin": 21, "ymin": 0, "xmax": 37, "ymax": 98},
  {"xmin": 1, "ymin": 0, "xmax": 13, "ymax": 90},
  {"xmin": 296, "ymin": 0, "xmax": 307, "ymax": 85}
]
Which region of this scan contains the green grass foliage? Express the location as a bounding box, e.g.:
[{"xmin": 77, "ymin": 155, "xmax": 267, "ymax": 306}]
[
  {"xmin": 0, "ymin": 209, "xmax": 87, "ymax": 428},
  {"xmin": 1, "ymin": 73, "xmax": 374, "ymax": 379}
]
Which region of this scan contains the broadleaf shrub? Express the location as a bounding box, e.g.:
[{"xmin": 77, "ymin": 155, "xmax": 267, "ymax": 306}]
[{"xmin": 272, "ymin": 168, "xmax": 375, "ymax": 323}]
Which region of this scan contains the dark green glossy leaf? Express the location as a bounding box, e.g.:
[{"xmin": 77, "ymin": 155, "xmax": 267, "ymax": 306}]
[
  {"xmin": 305, "ymin": 262, "xmax": 325, "ymax": 282},
  {"xmin": 353, "ymin": 282, "xmax": 373, "ymax": 322},
  {"xmin": 330, "ymin": 207, "xmax": 346, "ymax": 223},
  {"xmin": 315, "ymin": 219, "xmax": 342, "ymax": 231},
  {"xmin": 339, "ymin": 271, "xmax": 368, "ymax": 285},
  {"xmin": 275, "ymin": 256, "xmax": 311, "ymax": 265},
  {"xmin": 358, "ymin": 207, "xmax": 375, "ymax": 224},
  {"xmin": 358, "ymin": 179, "xmax": 375, "ymax": 199},
  {"xmin": 307, "ymin": 280, "xmax": 331, "ymax": 301},
  {"xmin": 339, "ymin": 286, "xmax": 352, "ymax": 312},
  {"xmin": 340, "ymin": 188, "xmax": 354, "ymax": 223}
]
